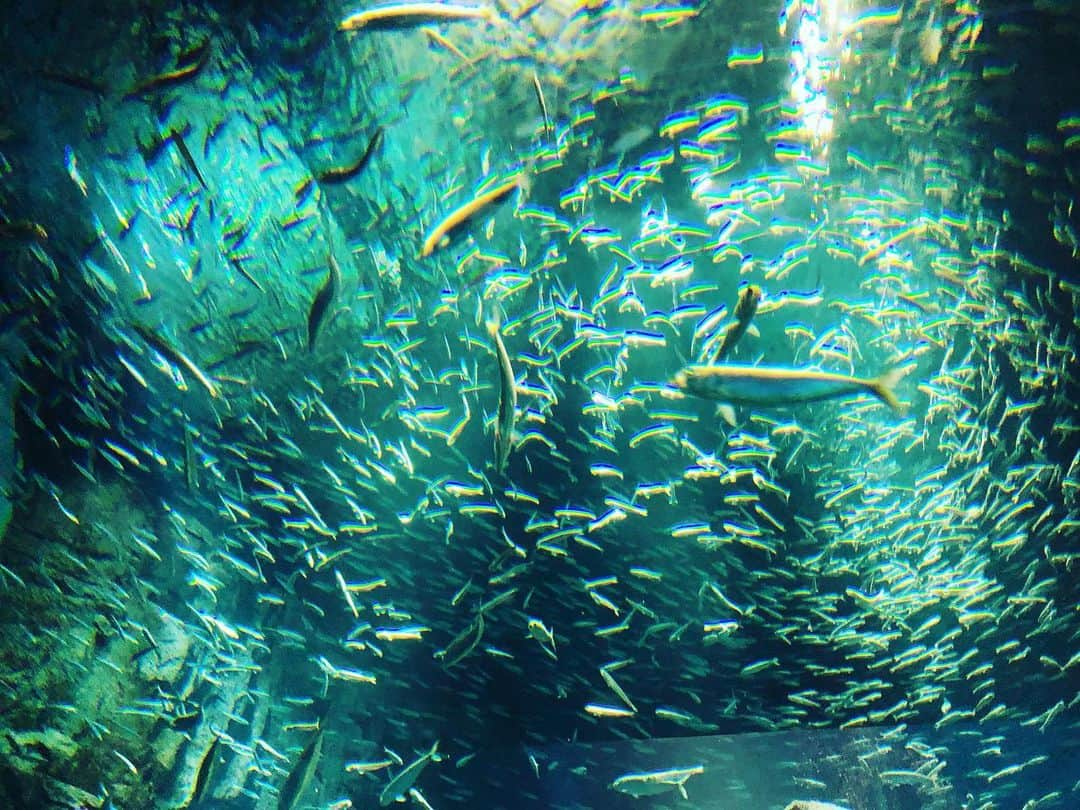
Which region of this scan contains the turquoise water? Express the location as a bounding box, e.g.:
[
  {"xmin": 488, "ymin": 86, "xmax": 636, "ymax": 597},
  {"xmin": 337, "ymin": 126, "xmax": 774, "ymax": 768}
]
[{"xmin": 0, "ymin": 1, "xmax": 1077, "ymax": 808}]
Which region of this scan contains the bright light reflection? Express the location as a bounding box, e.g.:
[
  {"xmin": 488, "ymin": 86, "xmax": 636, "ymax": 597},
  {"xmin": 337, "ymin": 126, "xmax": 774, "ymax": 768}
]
[{"xmin": 781, "ymin": 0, "xmax": 840, "ymax": 154}]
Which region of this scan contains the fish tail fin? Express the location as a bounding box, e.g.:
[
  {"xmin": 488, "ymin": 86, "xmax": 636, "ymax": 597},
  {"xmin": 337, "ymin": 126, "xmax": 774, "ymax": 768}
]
[
  {"xmin": 869, "ymin": 366, "xmax": 909, "ymax": 415},
  {"xmin": 716, "ymin": 403, "xmax": 737, "ymax": 427}
]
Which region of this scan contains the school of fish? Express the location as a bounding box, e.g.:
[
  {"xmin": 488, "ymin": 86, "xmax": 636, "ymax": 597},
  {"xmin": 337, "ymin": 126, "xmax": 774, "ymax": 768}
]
[{"xmin": 0, "ymin": 1, "xmax": 1078, "ymax": 809}]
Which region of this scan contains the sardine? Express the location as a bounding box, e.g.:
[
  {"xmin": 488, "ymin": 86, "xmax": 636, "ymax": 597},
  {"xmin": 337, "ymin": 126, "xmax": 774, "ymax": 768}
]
[
  {"xmin": 708, "ymin": 283, "xmax": 760, "ymax": 362},
  {"xmin": 183, "ymin": 418, "xmax": 199, "ymax": 492},
  {"xmin": 132, "ymin": 323, "xmax": 220, "ymax": 399},
  {"xmin": 487, "ymin": 319, "xmax": 517, "ymax": 473},
  {"xmin": 531, "ymin": 71, "xmax": 552, "ymax": 138}
]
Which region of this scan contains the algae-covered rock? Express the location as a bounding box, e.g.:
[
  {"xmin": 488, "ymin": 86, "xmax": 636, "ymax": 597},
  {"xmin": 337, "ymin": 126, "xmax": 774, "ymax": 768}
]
[
  {"xmin": 137, "ymin": 611, "xmax": 191, "ymax": 684},
  {"xmin": 151, "ymin": 726, "xmax": 187, "ymax": 772},
  {"xmin": 10, "ymin": 727, "xmax": 79, "ymax": 760},
  {"xmin": 44, "ymin": 777, "xmax": 104, "ymax": 809}
]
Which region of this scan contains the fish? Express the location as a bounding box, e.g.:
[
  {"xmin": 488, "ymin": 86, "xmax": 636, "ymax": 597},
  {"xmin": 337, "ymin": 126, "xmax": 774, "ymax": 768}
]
[
  {"xmin": 436, "ymin": 611, "xmax": 484, "ymax": 668},
  {"xmin": 0, "ymin": 219, "xmax": 48, "ymax": 246},
  {"xmin": 169, "ymin": 128, "xmax": 208, "ymax": 190},
  {"xmin": 316, "ymin": 126, "xmax": 384, "ymax": 184},
  {"xmin": 487, "ymin": 318, "xmax": 517, "ymax": 473},
  {"xmin": 600, "ymin": 666, "xmax": 637, "ymax": 713},
  {"xmin": 673, "ymin": 362, "xmax": 906, "ymax": 414},
  {"xmin": 585, "ymin": 703, "xmax": 634, "ymax": 717},
  {"xmin": 707, "ymin": 283, "xmax": 760, "ymax": 363},
  {"xmin": 345, "ymin": 759, "xmax": 395, "ymax": 774},
  {"xmin": 37, "ymin": 69, "xmax": 107, "ymax": 97},
  {"xmin": 420, "ymin": 176, "xmax": 520, "ymax": 257},
  {"xmin": 307, "ymin": 253, "xmax": 342, "ymax": 352},
  {"xmin": 379, "ymin": 740, "xmax": 440, "ymax": 806},
  {"xmin": 124, "ymin": 39, "xmax": 213, "ymax": 100},
  {"xmin": 420, "ymin": 26, "xmax": 470, "ymax": 60},
  {"xmin": 8, "ymin": 12, "xmax": 1072, "ymax": 810},
  {"xmin": 339, "ymin": 3, "xmax": 493, "ymax": 31},
  {"xmin": 64, "ymin": 145, "xmax": 88, "ymax": 196},
  {"xmin": 610, "ymin": 765, "xmax": 704, "ymax": 799},
  {"xmin": 408, "ymin": 787, "xmax": 435, "ymax": 810},
  {"xmin": 227, "ymin": 255, "xmax": 266, "ymax": 293},
  {"xmin": 132, "ymin": 323, "xmax": 220, "ymax": 399},
  {"xmin": 531, "ymin": 71, "xmax": 552, "ymax": 138},
  {"xmin": 527, "ymin": 617, "xmax": 556, "ymax": 659},
  {"xmin": 277, "ymin": 727, "xmax": 324, "ymax": 810},
  {"xmin": 182, "ymin": 418, "xmax": 199, "ymax": 491},
  {"xmin": 610, "ymin": 124, "xmax": 653, "ymax": 156}
]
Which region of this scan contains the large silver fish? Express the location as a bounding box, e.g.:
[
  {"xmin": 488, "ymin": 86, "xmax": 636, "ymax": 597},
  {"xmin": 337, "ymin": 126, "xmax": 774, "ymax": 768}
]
[{"xmin": 673, "ymin": 362, "xmax": 906, "ymax": 413}]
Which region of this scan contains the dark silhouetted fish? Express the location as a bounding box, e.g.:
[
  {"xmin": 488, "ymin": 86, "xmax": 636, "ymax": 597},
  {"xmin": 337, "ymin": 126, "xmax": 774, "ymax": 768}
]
[
  {"xmin": 307, "ymin": 253, "xmax": 342, "ymax": 352},
  {"xmin": 317, "ymin": 126, "xmax": 384, "ymax": 184}
]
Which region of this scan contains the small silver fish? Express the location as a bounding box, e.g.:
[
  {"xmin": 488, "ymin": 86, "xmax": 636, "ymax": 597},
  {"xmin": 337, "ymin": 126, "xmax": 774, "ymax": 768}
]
[
  {"xmin": 487, "ymin": 319, "xmax": 517, "ymax": 473},
  {"xmin": 708, "ymin": 283, "xmax": 761, "ymax": 363}
]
